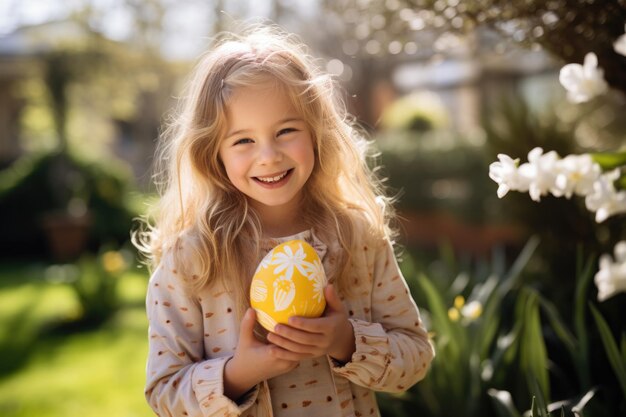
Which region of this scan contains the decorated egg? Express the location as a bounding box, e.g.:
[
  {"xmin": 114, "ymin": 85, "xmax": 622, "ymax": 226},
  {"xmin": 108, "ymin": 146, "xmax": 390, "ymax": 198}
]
[{"xmin": 250, "ymin": 239, "xmax": 327, "ymax": 332}]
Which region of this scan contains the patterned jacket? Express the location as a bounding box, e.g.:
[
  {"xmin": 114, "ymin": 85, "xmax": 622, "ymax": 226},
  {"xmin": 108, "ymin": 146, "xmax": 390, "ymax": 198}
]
[{"xmin": 145, "ymin": 226, "xmax": 434, "ymax": 417}]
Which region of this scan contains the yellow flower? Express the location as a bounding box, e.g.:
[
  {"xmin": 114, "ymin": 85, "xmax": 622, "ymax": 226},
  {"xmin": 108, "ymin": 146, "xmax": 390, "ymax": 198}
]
[
  {"xmin": 101, "ymin": 251, "xmax": 127, "ymax": 275},
  {"xmin": 449, "ymin": 295, "xmax": 483, "ymax": 324},
  {"xmin": 454, "ymin": 295, "xmax": 465, "ymax": 309},
  {"xmin": 448, "ymin": 307, "xmax": 460, "ymax": 322}
]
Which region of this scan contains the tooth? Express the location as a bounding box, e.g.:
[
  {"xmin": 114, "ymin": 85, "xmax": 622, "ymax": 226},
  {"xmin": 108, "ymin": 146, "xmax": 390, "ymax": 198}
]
[{"xmin": 258, "ymin": 171, "xmax": 287, "ymax": 183}]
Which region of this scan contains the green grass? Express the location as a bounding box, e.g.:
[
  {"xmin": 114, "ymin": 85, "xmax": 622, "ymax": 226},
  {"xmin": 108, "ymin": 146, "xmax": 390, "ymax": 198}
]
[{"xmin": 0, "ymin": 262, "xmax": 154, "ymax": 417}]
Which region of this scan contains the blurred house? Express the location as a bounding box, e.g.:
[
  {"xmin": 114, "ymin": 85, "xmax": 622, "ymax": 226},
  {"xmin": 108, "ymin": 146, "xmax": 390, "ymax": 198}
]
[
  {"xmin": 0, "ymin": 20, "xmax": 169, "ymax": 190},
  {"xmin": 336, "ymin": 27, "xmax": 561, "ymax": 134}
]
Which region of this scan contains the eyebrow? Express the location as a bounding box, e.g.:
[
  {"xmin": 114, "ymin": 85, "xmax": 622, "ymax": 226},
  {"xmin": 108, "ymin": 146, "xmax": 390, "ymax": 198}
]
[{"xmin": 226, "ymin": 117, "xmax": 304, "ymax": 139}]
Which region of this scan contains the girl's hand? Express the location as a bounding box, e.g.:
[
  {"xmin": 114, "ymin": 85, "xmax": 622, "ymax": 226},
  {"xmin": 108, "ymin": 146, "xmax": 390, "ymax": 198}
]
[
  {"xmin": 223, "ymin": 308, "xmax": 310, "ymax": 400},
  {"xmin": 266, "ymin": 285, "xmax": 356, "ymax": 363}
]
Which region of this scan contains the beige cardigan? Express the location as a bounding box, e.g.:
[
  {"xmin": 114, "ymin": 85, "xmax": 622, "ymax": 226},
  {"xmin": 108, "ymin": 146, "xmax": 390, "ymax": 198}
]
[{"xmin": 145, "ymin": 227, "xmax": 434, "ymax": 417}]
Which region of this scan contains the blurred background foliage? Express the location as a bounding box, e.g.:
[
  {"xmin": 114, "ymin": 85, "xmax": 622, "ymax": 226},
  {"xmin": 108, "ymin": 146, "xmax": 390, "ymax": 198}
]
[{"xmin": 0, "ymin": 0, "xmax": 624, "ymax": 416}]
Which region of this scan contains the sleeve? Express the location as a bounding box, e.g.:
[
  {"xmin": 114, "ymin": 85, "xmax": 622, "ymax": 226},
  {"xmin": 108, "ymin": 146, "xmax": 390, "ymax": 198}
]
[
  {"xmin": 145, "ymin": 255, "xmax": 259, "ymax": 417},
  {"xmin": 330, "ymin": 238, "xmax": 435, "ymax": 393}
]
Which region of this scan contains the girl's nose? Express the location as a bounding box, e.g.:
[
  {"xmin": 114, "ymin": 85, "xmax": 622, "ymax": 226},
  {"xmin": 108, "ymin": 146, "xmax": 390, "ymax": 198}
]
[{"xmin": 257, "ymin": 141, "xmax": 283, "ymax": 164}]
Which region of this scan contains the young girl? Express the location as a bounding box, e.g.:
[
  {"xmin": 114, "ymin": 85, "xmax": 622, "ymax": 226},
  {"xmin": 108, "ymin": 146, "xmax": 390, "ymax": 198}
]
[{"xmin": 135, "ymin": 24, "xmax": 434, "ymax": 417}]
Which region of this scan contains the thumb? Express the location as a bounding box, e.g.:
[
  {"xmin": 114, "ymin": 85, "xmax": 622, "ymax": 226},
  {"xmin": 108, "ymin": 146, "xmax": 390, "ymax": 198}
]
[
  {"xmin": 239, "ymin": 308, "xmax": 256, "ymax": 344},
  {"xmin": 324, "ymin": 284, "xmax": 345, "ymax": 313}
]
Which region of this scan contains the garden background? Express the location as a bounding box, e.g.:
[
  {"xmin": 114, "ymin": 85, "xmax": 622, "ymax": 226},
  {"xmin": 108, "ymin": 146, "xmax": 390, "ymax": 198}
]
[{"xmin": 0, "ymin": 1, "xmax": 624, "ymax": 416}]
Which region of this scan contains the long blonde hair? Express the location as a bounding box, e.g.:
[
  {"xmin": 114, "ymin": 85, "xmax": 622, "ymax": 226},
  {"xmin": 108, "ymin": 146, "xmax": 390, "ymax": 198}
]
[{"xmin": 133, "ymin": 24, "xmax": 395, "ymax": 317}]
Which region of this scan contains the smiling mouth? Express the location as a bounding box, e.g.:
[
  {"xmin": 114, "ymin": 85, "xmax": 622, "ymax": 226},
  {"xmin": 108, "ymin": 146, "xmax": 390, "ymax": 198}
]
[{"xmin": 254, "ymin": 169, "xmax": 293, "ymax": 184}]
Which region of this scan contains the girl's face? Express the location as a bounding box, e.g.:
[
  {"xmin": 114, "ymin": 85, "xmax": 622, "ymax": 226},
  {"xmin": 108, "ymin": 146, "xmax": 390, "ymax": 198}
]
[{"xmin": 219, "ymin": 83, "xmax": 315, "ymax": 222}]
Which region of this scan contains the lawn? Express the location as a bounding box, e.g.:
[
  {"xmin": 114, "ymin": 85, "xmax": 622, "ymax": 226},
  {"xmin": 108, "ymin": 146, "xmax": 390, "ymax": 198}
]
[{"xmin": 0, "ymin": 261, "xmax": 154, "ymax": 417}]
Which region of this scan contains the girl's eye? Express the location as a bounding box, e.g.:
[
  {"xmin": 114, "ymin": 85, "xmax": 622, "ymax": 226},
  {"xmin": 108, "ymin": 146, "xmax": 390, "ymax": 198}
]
[
  {"xmin": 277, "ymin": 128, "xmax": 297, "ymax": 136},
  {"xmin": 234, "ymin": 138, "xmax": 254, "ymax": 145}
]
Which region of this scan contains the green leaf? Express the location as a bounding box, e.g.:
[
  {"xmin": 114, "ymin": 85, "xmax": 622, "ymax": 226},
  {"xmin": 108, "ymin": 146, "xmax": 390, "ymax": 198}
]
[
  {"xmin": 417, "ymin": 273, "xmax": 450, "ymax": 332},
  {"xmin": 574, "ymin": 249, "xmax": 596, "ymax": 389},
  {"xmin": 590, "ymin": 151, "xmax": 626, "ymax": 170},
  {"xmin": 449, "ymin": 272, "xmax": 470, "ymax": 299},
  {"xmin": 521, "ymin": 290, "xmax": 550, "ymax": 402},
  {"xmin": 477, "ymin": 284, "xmax": 503, "ymax": 358},
  {"xmin": 417, "ymin": 273, "xmax": 461, "ymax": 358},
  {"xmin": 487, "ymin": 389, "xmax": 522, "ymax": 417},
  {"xmin": 477, "ymin": 237, "xmax": 539, "ymax": 359},
  {"xmin": 528, "ymin": 376, "xmax": 550, "ymax": 417},
  {"xmin": 488, "ymin": 328, "xmax": 519, "ymax": 372},
  {"xmin": 589, "ymin": 303, "xmax": 626, "ymax": 399},
  {"xmin": 473, "ymin": 273, "xmax": 499, "ymax": 306},
  {"xmin": 530, "ymin": 396, "xmax": 538, "ymax": 417},
  {"xmin": 621, "ymin": 333, "xmax": 626, "ymax": 367},
  {"xmin": 499, "ymin": 236, "xmax": 540, "ymax": 296},
  {"xmin": 500, "ymin": 327, "xmax": 521, "ymax": 366},
  {"xmin": 539, "ymin": 294, "xmax": 577, "ymax": 353}
]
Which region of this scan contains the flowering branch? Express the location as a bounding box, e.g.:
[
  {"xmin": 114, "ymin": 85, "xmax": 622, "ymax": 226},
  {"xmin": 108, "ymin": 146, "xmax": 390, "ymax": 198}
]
[
  {"xmin": 489, "ymin": 148, "xmax": 626, "ymax": 223},
  {"xmin": 490, "ymin": 23, "xmax": 626, "ymax": 223}
]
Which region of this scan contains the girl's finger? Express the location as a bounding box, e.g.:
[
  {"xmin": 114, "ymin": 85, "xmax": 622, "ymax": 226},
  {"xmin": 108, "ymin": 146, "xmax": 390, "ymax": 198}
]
[
  {"xmin": 286, "ymin": 316, "xmax": 328, "ymax": 333},
  {"xmin": 268, "ymin": 332, "xmax": 318, "ymax": 355},
  {"xmin": 323, "ymin": 284, "xmax": 346, "ymax": 313},
  {"xmin": 268, "ymin": 345, "xmax": 314, "ymax": 361},
  {"xmin": 238, "ymin": 308, "xmax": 256, "ymax": 344},
  {"xmin": 274, "ymin": 324, "xmax": 322, "ymax": 345}
]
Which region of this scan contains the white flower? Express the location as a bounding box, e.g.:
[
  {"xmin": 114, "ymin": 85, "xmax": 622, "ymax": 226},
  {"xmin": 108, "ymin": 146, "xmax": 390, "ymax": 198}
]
[
  {"xmin": 460, "ymin": 300, "xmax": 483, "ymax": 321},
  {"xmin": 559, "ymin": 52, "xmax": 609, "ymax": 103},
  {"xmin": 585, "ymin": 169, "xmax": 626, "ymax": 222},
  {"xmin": 517, "ymin": 147, "xmax": 559, "ymax": 202},
  {"xmin": 303, "ymin": 259, "xmax": 326, "ymax": 303},
  {"xmin": 594, "ymin": 241, "xmax": 626, "ymax": 302},
  {"xmin": 489, "ymin": 154, "xmax": 522, "ymax": 198},
  {"xmin": 614, "ymin": 24, "xmax": 626, "ymax": 57},
  {"xmin": 272, "ymin": 243, "xmax": 307, "ymax": 280},
  {"xmin": 553, "ymin": 154, "xmax": 602, "ymax": 199}
]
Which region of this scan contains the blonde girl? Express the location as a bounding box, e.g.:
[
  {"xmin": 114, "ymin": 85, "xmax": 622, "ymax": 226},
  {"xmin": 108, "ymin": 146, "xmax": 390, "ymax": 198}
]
[{"xmin": 135, "ymin": 23, "xmax": 434, "ymax": 417}]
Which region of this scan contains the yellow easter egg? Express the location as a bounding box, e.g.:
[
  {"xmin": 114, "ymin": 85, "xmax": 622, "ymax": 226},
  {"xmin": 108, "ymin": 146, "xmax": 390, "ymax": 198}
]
[{"xmin": 250, "ymin": 239, "xmax": 327, "ymax": 332}]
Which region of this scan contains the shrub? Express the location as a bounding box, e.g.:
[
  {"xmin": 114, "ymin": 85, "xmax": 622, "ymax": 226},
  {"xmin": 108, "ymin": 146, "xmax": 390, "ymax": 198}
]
[{"xmin": 0, "ymin": 150, "xmax": 138, "ymax": 260}]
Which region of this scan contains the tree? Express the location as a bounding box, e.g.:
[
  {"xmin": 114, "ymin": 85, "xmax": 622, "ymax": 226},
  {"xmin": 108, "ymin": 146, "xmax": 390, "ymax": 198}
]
[{"xmin": 328, "ymin": 0, "xmax": 626, "ymax": 94}]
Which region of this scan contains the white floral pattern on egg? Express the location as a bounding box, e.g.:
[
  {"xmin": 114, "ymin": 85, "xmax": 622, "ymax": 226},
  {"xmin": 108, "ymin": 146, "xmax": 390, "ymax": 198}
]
[
  {"xmin": 250, "ymin": 279, "xmax": 268, "ymax": 303},
  {"xmin": 273, "ymin": 275, "xmax": 296, "ymax": 311}
]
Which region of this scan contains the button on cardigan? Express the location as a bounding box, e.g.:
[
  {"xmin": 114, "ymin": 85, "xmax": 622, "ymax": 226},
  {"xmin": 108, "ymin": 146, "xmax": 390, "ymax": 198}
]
[{"xmin": 145, "ymin": 226, "xmax": 434, "ymax": 417}]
